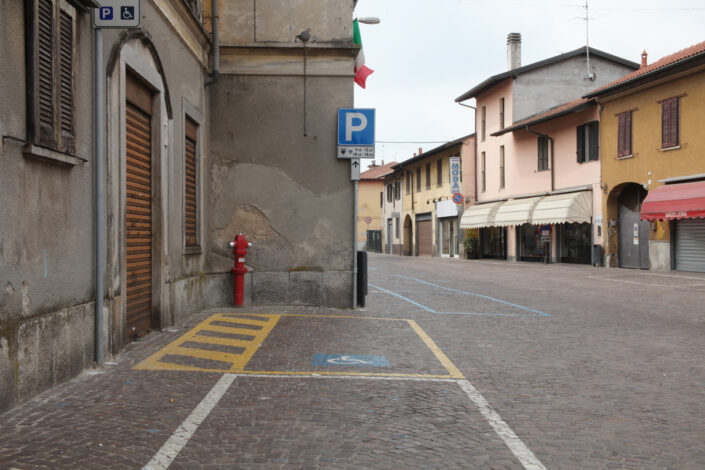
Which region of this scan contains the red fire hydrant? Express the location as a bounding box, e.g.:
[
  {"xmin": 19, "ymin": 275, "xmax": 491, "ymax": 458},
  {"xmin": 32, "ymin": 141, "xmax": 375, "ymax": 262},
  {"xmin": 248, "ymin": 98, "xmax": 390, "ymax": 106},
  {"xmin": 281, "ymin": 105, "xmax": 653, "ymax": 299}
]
[{"xmin": 228, "ymin": 233, "xmax": 251, "ymax": 306}]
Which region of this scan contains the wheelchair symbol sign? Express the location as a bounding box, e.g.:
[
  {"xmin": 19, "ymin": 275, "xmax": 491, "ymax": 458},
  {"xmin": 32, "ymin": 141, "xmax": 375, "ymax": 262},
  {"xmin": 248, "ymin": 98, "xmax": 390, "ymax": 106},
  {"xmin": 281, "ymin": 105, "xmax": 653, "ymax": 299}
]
[
  {"xmin": 93, "ymin": 1, "xmax": 141, "ymax": 28},
  {"xmin": 121, "ymin": 6, "xmax": 134, "ymax": 20},
  {"xmin": 312, "ymin": 354, "xmax": 390, "ymax": 367}
]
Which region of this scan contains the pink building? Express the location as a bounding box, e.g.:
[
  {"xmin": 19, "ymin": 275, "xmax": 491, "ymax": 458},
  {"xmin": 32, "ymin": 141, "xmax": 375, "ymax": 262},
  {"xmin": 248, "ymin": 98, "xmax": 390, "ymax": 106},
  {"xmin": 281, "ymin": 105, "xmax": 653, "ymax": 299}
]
[{"xmin": 457, "ymin": 34, "xmax": 638, "ymax": 263}]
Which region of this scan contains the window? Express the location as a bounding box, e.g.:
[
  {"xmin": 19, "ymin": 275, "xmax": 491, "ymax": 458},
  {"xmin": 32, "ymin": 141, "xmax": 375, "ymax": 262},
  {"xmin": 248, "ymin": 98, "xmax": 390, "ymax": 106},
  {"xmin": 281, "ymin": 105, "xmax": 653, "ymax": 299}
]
[
  {"xmin": 395, "ymin": 180, "xmax": 401, "ymax": 200},
  {"xmin": 481, "ymin": 152, "xmax": 486, "ymax": 192},
  {"xmin": 437, "ymin": 159, "xmax": 443, "ymax": 186},
  {"xmin": 662, "ymin": 97, "xmax": 679, "ymax": 148},
  {"xmin": 499, "ymin": 146, "xmax": 505, "ymax": 189},
  {"xmin": 387, "ymin": 183, "xmax": 393, "ymax": 202},
  {"xmin": 481, "ymin": 106, "xmax": 486, "ymax": 141},
  {"xmin": 27, "ymin": 0, "xmax": 77, "ymax": 154},
  {"xmin": 425, "ymin": 163, "xmax": 431, "ymax": 189},
  {"xmin": 416, "ymin": 167, "xmax": 421, "ymax": 192},
  {"xmin": 499, "ymin": 98, "xmax": 505, "ymax": 130},
  {"xmin": 185, "ymin": 117, "xmax": 199, "ymax": 247},
  {"xmin": 617, "ymin": 111, "xmax": 632, "ymax": 157},
  {"xmin": 395, "ymin": 216, "xmax": 400, "ymax": 238},
  {"xmin": 537, "ymin": 136, "xmax": 549, "ymax": 171},
  {"xmin": 380, "ymin": 192, "xmax": 383, "ymax": 208},
  {"xmin": 405, "ymin": 171, "xmax": 411, "ymax": 194},
  {"xmin": 577, "ymin": 121, "xmax": 599, "ymax": 162}
]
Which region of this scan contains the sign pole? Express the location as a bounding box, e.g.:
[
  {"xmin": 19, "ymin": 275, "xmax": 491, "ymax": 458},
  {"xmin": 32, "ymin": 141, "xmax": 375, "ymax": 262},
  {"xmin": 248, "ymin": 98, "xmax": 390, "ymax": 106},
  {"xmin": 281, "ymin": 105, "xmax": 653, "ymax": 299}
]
[{"xmin": 352, "ymin": 179, "xmax": 358, "ymax": 308}]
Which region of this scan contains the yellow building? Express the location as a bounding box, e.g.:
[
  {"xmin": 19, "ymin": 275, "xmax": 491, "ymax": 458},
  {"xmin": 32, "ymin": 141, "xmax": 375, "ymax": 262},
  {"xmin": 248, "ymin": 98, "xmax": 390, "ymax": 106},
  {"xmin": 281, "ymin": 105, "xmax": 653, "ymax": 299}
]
[
  {"xmin": 394, "ymin": 135, "xmax": 475, "ymax": 257},
  {"xmin": 358, "ymin": 162, "xmax": 397, "ymax": 251},
  {"xmin": 585, "ymin": 42, "xmax": 705, "ymax": 272}
]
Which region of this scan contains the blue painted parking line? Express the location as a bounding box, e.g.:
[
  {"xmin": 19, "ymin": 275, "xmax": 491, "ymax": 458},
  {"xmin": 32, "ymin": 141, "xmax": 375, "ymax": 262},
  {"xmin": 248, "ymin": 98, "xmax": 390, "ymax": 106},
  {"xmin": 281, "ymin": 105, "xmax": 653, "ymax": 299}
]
[
  {"xmin": 369, "ymin": 280, "xmax": 551, "ymax": 317},
  {"xmin": 312, "ymin": 354, "xmax": 390, "ymax": 367}
]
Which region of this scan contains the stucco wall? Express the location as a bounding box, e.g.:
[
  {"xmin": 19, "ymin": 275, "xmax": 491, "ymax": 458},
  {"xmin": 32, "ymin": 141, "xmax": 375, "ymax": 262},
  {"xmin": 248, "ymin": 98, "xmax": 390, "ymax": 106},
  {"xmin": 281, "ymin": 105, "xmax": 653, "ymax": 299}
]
[{"xmin": 358, "ymin": 179, "xmax": 384, "ymax": 247}]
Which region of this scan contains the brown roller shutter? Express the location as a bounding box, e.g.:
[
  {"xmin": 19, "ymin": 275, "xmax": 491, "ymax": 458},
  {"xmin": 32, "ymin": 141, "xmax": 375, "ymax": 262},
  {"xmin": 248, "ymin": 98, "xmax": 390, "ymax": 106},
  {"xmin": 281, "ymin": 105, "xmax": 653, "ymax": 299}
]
[
  {"xmin": 417, "ymin": 220, "xmax": 432, "ymax": 256},
  {"xmin": 185, "ymin": 118, "xmax": 198, "ymax": 247},
  {"xmin": 125, "ymin": 75, "xmax": 153, "ymax": 338}
]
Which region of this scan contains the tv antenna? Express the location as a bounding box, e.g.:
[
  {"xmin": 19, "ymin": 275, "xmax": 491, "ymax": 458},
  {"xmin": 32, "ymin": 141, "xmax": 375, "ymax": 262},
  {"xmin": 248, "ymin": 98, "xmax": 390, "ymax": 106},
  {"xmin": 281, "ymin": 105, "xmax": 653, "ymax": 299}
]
[{"xmin": 580, "ymin": 0, "xmax": 596, "ymax": 80}]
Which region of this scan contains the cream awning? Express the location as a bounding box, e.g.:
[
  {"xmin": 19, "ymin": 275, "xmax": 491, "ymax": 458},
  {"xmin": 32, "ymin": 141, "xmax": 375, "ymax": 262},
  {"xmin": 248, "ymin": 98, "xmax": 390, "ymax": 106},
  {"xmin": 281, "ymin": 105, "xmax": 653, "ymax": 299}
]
[
  {"xmin": 459, "ymin": 201, "xmax": 503, "ymax": 229},
  {"xmin": 494, "ymin": 196, "xmax": 544, "ymax": 227},
  {"xmin": 531, "ymin": 191, "xmax": 592, "ymax": 225}
]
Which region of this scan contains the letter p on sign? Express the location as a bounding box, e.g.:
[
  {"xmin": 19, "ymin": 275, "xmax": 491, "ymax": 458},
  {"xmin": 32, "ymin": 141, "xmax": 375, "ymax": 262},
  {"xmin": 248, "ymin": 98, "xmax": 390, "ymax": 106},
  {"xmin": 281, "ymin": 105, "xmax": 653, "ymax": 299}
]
[{"xmin": 338, "ymin": 108, "xmax": 375, "ymax": 146}]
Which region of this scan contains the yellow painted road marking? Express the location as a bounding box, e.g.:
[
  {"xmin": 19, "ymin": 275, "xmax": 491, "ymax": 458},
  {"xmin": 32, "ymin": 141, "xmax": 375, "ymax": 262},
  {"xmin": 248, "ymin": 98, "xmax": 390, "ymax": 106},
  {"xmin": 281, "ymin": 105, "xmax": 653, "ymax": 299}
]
[
  {"xmin": 134, "ymin": 313, "xmax": 280, "ymax": 372},
  {"xmin": 407, "ymin": 319, "xmax": 464, "ymax": 378}
]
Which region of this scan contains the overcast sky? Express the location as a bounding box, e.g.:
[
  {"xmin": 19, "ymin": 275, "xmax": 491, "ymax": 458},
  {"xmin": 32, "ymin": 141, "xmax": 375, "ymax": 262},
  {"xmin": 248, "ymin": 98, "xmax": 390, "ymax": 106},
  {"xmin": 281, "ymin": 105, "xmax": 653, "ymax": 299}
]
[{"xmin": 352, "ymin": 0, "xmax": 704, "ymax": 167}]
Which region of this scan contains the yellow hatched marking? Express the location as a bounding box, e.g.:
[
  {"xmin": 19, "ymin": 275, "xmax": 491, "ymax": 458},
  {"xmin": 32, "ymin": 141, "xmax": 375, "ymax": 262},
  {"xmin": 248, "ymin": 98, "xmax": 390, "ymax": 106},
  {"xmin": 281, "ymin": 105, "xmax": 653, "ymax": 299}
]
[
  {"xmin": 134, "ymin": 313, "xmax": 280, "ymax": 372},
  {"xmin": 407, "ymin": 320, "xmax": 464, "ymax": 378},
  {"xmin": 215, "ymin": 316, "xmax": 270, "ymax": 326}
]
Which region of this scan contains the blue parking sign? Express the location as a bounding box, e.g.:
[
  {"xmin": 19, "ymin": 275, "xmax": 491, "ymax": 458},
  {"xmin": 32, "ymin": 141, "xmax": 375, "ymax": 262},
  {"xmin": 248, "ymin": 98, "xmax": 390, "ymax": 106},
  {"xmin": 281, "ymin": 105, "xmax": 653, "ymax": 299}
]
[{"xmin": 338, "ymin": 108, "xmax": 375, "ymax": 146}]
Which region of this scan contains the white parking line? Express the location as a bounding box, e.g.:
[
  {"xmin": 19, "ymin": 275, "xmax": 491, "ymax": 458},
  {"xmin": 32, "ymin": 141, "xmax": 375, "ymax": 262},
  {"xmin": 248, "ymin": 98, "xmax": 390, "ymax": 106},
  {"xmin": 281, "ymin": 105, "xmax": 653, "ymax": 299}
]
[{"xmin": 143, "ymin": 374, "xmax": 236, "ymax": 470}]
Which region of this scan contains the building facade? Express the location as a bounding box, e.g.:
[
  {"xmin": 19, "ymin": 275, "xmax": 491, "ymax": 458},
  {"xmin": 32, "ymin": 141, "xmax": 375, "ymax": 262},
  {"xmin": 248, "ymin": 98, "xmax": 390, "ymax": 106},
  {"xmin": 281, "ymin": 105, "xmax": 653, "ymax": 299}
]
[
  {"xmin": 457, "ymin": 34, "xmax": 638, "ymax": 263},
  {"xmin": 382, "ymin": 168, "xmax": 404, "ymax": 255},
  {"xmin": 394, "ymin": 135, "xmax": 474, "ymax": 257},
  {"xmin": 585, "ymin": 42, "xmax": 705, "ymax": 272},
  {"xmin": 358, "ymin": 161, "xmax": 397, "ymax": 252},
  {"xmin": 0, "ymin": 0, "xmax": 358, "ymax": 414}
]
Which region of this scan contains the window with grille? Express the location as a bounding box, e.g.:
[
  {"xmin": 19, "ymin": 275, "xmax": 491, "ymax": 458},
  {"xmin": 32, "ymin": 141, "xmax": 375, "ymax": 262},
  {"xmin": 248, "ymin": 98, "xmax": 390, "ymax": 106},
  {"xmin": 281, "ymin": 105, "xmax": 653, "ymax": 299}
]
[
  {"xmin": 617, "ymin": 111, "xmax": 632, "ymax": 157},
  {"xmin": 577, "ymin": 121, "xmax": 599, "ymax": 162},
  {"xmin": 537, "ymin": 136, "xmax": 549, "ymax": 171},
  {"xmin": 27, "ymin": 0, "xmax": 77, "ymax": 154},
  {"xmin": 185, "ymin": 117, "xmax": 199, "ymax": 248},
  {"xmin": 661, "ymin": 97, "xmax": 679, "ymax": 149}
]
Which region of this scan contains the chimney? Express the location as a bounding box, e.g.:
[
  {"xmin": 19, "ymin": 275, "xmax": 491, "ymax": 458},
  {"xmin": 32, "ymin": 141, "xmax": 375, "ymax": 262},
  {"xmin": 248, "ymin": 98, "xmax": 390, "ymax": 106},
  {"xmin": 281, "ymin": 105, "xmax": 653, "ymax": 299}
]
[
  {"xmin": 507, "ymin": 33, "xmax": 522, "ymax": 70},
  {"xmin": 418, "ymin": 147, "xmax": 423, "ymax": 155},
  {"xmin": 641, "ymin": 50, "xmax": 648, "ymax": 68}
]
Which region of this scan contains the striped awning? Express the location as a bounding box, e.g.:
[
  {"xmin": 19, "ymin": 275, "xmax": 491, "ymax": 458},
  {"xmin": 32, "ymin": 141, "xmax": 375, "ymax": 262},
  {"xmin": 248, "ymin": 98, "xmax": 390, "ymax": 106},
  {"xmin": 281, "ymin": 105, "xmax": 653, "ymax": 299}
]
[
  {"xmin": 459, "ymin": 201, "xmax": 503, "ymax": 229},
  {"xmin": 494, "ymin": 196, "xmax": 543, "ymax": 227},
  {"xmin": 532, "ymin": 191, "xmax": 592, "ymax": 225}
]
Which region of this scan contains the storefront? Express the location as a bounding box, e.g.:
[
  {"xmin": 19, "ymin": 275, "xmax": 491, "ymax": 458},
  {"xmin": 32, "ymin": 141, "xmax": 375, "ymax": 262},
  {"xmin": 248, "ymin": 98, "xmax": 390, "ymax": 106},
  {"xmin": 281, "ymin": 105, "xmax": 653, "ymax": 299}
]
[
  {"xmin": 459, "ymin": 201, "xmax": 504, "ymax": 259},
  {"xmin": 436, "ymin": 200, "xmax": 461, "ymax": 257},
  {"xmin": 532, "ymin": 191, "xmax": 593, "ymax": 265},
  {"xmin": 641, "ymin": 180, "xmax": 705, "ymax": 273}
]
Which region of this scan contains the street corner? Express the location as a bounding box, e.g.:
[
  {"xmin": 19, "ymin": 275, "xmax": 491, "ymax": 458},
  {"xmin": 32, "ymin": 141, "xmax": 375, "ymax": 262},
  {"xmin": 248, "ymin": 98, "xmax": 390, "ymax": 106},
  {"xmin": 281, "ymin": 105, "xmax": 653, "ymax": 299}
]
[{"xmin": 133, "ymin": 313, "xmax": 463, "ymax": 379}]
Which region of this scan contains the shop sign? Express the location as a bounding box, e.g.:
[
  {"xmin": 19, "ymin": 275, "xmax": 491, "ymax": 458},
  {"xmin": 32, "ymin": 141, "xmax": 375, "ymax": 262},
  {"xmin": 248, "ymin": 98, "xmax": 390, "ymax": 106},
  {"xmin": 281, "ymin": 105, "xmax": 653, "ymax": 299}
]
[
  {"xmin": 666, "ymin": 211, "xmax": 688, "ymax": 219},
  {"xmin": 449, "ymin": 156, "xmax": 461, "ymax": 194}
]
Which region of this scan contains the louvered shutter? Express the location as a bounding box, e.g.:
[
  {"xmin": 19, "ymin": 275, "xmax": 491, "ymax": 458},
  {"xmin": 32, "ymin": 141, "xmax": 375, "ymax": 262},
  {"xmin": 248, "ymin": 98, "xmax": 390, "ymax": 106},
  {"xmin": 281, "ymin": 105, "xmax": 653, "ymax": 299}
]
[
  {"xmin": 625, "ymin": 112, "xmax": 632, "ymax": 155},
  {"xmin": 37, "ymin": 0, "xmax": 55, "ymax": 148},
  {"xmin": 576, "ymin": 125, "xmax": 585, "ymax": 163},
  {"xmin": 662, "ymin": 98, "xmax": 679, "ymax": 148},
  {"xmin": 185, "ymin": 118, "xmax": 198, "ymax": 247},
  {"xmin": 589, "ymin": 122, "xmax": 599, "ymax": 161},
  {"xmin": 58, "ymin": 7, "xmax": 74, "ymax": 154}
]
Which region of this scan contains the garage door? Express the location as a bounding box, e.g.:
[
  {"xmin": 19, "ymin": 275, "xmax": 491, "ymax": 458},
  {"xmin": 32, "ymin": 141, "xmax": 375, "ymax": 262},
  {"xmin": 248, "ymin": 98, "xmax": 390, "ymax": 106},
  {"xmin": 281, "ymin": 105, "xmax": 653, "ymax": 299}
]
[
  {"xmin": 676, "ymin": 218, "xmax": 705, "ymax": 273},
  {"xmin": 417, "ymin": 219, "xmax": 432, "ymax": 256}
]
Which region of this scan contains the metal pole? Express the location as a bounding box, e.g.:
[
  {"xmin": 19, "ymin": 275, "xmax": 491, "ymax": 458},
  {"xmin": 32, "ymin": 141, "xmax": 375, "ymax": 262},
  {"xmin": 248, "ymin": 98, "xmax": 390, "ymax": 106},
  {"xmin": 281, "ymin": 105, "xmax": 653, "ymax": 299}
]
[
  {"xmin": 352, "ymin": 180, "xmax": 358, "ymax": 308},
  {"xmin": 94, "ymin": 26, "xmax": 105, "ymax": 366}
]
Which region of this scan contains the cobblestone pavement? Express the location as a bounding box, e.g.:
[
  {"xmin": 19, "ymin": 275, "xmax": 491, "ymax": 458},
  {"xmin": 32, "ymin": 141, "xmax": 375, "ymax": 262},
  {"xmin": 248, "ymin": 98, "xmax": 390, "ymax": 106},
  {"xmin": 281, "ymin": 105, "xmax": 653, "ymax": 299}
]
[{"xmin": 1, "ymin": 254, "xmax": 705, "ymax": 469}]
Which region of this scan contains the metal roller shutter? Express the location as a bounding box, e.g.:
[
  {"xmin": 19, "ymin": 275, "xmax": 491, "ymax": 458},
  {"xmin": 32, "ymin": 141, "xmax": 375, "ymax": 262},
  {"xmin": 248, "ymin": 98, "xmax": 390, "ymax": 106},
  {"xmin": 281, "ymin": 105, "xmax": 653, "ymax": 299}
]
[
  {"xmin": 417, "ymin": 220, "xmax": 432, "ymax": 256},
  {"xmin": 125, "ymin": 101, "xmax": 153, "ymax": 337},
  {"xmin": 676, "ymin": 219, "xmax": 705, "ymax": 273}
]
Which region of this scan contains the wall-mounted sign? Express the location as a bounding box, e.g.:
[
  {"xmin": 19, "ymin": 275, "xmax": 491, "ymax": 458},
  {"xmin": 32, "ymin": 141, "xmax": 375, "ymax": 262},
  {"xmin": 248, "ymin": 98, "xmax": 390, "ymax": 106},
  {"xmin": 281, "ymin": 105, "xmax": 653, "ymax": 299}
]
[
  {"xmin": 337, "ymin": 108, "xmax": 375, "ymax": 159},
  {"xmin": 93, "ymin": 0, "xmax": 141, "ymax": 28},
  {"xmin": 449, "ymin": 156, "xmax": 461, "ymax": 194}
]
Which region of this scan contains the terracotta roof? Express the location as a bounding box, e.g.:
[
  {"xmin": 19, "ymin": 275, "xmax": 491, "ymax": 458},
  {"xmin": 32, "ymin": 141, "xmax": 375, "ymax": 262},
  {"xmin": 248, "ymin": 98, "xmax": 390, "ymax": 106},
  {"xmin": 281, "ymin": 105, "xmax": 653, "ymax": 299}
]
[
  {"xmin": 360, "ymin": 161, "xmax": 398, "ymax": 180},
  {"xmin": 456, "ymin": 47, "xmax": 638, "ymax": 102},
  {"xmin": 391, "ymin": 133, "xmax": 475, "ymax": 169},
  {"xmin": 585, "ymin": 40, "xmax": 705, "ymax": 97},
  {"xmin": 491, "ymin": 97, "xmax": 596, "ymax": 136}
]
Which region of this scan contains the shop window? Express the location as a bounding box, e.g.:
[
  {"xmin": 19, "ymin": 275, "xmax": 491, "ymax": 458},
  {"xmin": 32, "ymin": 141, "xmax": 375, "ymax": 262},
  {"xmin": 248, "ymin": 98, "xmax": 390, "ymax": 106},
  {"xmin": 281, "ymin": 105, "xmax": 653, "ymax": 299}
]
[{"xmin": 577, "ymin": 121, "xmax": 599, "ymax": 162}]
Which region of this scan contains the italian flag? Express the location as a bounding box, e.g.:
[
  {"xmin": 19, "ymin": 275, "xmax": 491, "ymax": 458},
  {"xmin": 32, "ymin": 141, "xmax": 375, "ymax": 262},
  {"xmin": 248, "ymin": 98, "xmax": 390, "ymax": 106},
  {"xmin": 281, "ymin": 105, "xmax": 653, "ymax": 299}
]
[{"xmin": 353, "ymin": 19, "xmax": 374, "ymax": 88}]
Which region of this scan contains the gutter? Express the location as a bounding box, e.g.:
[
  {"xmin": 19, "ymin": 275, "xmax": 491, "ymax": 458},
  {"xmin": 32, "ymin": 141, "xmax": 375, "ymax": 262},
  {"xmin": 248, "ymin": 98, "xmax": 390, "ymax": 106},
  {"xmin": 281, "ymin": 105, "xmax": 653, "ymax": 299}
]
[{"xmin": 204, "ymin": 0, "xmax": 219, "ymax": 86}]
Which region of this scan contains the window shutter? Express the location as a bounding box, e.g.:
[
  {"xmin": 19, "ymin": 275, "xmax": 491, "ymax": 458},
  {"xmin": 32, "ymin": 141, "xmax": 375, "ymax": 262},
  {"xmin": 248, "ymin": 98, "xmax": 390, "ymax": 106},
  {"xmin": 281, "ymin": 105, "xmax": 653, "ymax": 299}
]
[
  {"xmin": 666, "ymin": 98, "xmax": 679, "ymax": 147},
  {"xmin": 58, "ymin": 7, "xmax": 74, "ymax": 154},
  {"xmin": 184, "ymin": 119, "xmax": 198, "ymax": 247},
  {"xmin": 37, "ymin": 0, "xmax": 56, "ymax": 148},
  {"xmin": 576, "ymin": 125, "xmax": 585, "ymax": 163},
  {"xmin": 589, "ymin": 122, "xmax": 599, "ymax": 161},
  {"xmin": 625, "ymin": 111, "xmax": 632, "ymax": 155}
]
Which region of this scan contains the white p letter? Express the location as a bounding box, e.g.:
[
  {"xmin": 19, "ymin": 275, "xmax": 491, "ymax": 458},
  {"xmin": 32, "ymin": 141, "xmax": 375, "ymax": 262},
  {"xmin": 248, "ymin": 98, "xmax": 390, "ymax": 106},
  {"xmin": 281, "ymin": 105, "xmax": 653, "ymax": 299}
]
[{"xmin": 346, "ymin": 113, "xmax": 367, "ymax": 141}]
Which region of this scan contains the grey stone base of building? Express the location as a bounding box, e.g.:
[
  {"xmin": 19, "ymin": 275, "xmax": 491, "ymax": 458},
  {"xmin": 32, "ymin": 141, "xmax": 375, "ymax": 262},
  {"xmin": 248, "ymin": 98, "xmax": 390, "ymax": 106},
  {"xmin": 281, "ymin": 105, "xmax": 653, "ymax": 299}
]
[
  {"xmin": 649, "ymin": 240, "xmax": 671, "ymax": 270},
  {"xmin": 252, "ymin": 271, "xmax": 352, "ymax": 309},
  {"xmin": 0, "ymin": 301, "xmax": 95, "ymax": 414}
]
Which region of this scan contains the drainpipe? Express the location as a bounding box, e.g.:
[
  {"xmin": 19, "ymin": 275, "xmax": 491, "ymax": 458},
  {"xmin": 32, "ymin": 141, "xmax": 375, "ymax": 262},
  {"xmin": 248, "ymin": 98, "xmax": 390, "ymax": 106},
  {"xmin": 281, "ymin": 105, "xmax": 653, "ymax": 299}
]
[
  {"xmin": 525, "ymin": 125, "xmax": 555, "ymax": 192},
  {"xmin": 94, "ymin": 27, "xmax": 105, "ymax": 366},
  {"xmin": 205, "ymin": 0, "xmax": 219, "ymax": 86}
]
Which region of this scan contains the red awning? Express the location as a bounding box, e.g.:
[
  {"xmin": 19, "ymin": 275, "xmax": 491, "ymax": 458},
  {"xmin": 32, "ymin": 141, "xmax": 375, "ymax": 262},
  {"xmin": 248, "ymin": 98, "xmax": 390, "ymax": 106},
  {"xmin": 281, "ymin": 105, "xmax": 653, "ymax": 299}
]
[{"xmin": 641, "ymin": 180, "xmax": 705, "ymax": 221}]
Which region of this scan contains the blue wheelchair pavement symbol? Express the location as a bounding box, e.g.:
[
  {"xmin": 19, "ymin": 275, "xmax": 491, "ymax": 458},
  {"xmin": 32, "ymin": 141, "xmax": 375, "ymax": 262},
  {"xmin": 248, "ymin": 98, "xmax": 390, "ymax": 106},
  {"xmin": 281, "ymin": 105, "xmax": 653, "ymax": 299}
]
[
  {"xmin": 121, "ymin": 6, "xmax": 135, "ymax": 20},
  {"xmin": 312, "ymin": 354, "xmax": 389, "ymax": 367},
  {"xmin": 338, "ymin": 108, "xmax": 375, "ymax": 146},
  {"xmin": 99, "ymin": 6, "xmax": 113, "ymax": 20}
]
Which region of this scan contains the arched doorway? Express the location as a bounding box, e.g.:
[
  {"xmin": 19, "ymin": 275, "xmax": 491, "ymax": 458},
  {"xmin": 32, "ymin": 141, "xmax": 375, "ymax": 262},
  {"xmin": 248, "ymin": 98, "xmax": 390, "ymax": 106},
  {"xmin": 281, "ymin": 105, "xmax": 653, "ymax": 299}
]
[
  {"xmin": 403, "ymin": 215, "xmax": 413, "ymax": 256},
  {"xmin": 607, "ymin": 183, "xmax": 649, "ymax": 269}
]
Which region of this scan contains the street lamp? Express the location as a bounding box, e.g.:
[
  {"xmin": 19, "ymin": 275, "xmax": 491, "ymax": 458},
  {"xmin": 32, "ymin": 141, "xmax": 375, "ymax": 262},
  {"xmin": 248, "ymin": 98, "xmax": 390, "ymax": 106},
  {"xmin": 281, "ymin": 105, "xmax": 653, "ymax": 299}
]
[{"xmin": 357, "ymin": 17, "xmax": 381, "ymax": 24}]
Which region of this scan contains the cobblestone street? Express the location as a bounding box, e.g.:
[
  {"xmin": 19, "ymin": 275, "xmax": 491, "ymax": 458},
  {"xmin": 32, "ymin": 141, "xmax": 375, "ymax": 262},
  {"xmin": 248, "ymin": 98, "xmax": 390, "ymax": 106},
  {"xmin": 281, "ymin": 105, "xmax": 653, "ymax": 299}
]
[{"xmin": 2, "ymin": 254, "xmax": 705, "ymax": 469}]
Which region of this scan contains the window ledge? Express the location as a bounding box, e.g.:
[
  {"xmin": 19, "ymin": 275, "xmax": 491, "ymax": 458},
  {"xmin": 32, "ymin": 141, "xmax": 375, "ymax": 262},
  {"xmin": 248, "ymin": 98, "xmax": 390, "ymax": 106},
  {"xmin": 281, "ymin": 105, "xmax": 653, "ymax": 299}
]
[
  {"xmin": 23, "ymin": 144, "xmax": 84, "ymax": 167},
  {"xmin": 184, "ymin": 246, "xmax": 202, "ymax": 255},
  {"xmin": 617, "ymin": 154, "xmax": 634, "ymax": 160},
  {"xmin": 660, "ymin": 145, "xmax": 681, "ymax": 152}
]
